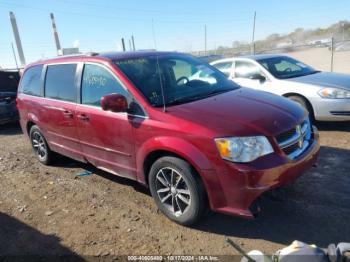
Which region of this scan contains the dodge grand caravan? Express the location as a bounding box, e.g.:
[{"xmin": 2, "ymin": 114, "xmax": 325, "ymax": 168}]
[{"xmin": 17, "ymin": 52, "xmax": 320, "ymax": 225}]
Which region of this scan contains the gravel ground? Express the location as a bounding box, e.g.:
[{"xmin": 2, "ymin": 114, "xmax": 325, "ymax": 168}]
[{"xmin": 0, "ymin": 121, "xmax": 349, "ymax": 258}]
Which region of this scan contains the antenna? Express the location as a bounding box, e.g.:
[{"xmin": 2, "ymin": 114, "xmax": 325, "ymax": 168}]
[
  {"xmin": 50, "ymin": 13, "xmax": 62, "ymax": 56},
  {"xmin": 152, "ymin": 19, "xmax": 167, "ymax": 112},
  {"xmin": 9, "ymin": 11, "xmax": 26, "ymax": 67}
]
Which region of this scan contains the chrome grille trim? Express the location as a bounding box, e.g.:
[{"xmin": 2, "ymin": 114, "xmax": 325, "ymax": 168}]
[{"xmin": 277, "ymin": 118, "xmax": 312, "ymax": 159}]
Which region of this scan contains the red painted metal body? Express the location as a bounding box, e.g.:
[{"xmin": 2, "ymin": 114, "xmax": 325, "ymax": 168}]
[{"xmin": 17, "ymin": 52, "xmax": 320, "ymax": 218}]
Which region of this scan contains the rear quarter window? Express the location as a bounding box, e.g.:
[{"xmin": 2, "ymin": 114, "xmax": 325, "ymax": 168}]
[
  {"xmin": 45, "ymin": 64, "xmax": 77, "ymax": 102},
  {"xmin": 20, "ymin": 65, "xmax": 43, "ymax": 96}
]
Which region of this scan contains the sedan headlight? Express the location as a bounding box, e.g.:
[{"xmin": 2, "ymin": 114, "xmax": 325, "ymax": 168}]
[
  {"xmin": 215, "ymin": 136, "xmax": 273, "ymax": 163},
  {"xmin": 318, "ymin": 87, "xmax": 350, "ymax": 99}
]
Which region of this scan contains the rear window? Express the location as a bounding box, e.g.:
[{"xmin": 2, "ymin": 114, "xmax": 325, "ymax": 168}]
[
  {"xmin": 20, "ymin": 65, "xmax": 43, "ymax": 96},
  {"xmin": 0, "ymin": 71, "xmax": 20, "ymax": 93},
  {"xmin": 45, "ymin": 64, "xmax": 77, "ymax": 102}
]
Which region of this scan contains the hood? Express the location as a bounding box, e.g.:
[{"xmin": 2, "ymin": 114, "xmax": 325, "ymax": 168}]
[
  {"xmin": 286, "ymin": 72, "xmax": 350, "ymax": 90},
  {"xmin": 167, "ymin": 88, "xmax": 305, "ymax": 137}
]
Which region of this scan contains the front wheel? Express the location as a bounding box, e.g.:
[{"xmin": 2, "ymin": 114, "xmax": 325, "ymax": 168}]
[
  {"xmin": 148, "ymin": 156, "xmax": 206, "ymax": 226},
  {"xmin": 288, "ymin": 95, "xmax": 314, "ymax": 122}
]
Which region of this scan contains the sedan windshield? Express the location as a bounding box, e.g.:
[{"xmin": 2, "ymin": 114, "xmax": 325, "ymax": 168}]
[
  {"xmin": 114, "ymin": 54, "xmax": 239, "ymax": 107},
  {"xmin": 257, "ymin": 56, "xmax": 320, "ymax": 79}
]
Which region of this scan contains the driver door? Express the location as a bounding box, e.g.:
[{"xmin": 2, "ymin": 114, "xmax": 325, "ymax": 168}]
[
  {"xmin": 232, "ymin": 60, "xmax": 270, "ymax": 92},
  {"xmin": 75, "ymin": 63, "xmax": 136, "ymax": 179}
]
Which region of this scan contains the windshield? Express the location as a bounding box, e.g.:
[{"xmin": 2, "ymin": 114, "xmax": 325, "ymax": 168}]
[
  {"xmin": 114, "ymin": 54, "xmax": 239, "ymax": 107},
  {"xmin": 0, "ymin": 71, "xmax": 20, "ymax": 92},
  {"xmin": 257, "ymin": 56, "xmax": 320, "ymax": 79}
]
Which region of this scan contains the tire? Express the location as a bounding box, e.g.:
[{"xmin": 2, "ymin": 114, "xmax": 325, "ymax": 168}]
[
  {"xmin": 29, "ymin": 125, "xmax": 53, "ymax": 165},
  {"xmin": 288, "ymin": 95, "xmax": 314, "ymax": 122},
  {"xmin": 148, "ymin": 156, "xmax": 206, "ymax": 226}
]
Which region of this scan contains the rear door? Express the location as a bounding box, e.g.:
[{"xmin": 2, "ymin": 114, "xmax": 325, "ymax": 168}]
[
  {"xmin": 42, "ymin": 63, "xmax": 83, "ymax": 161},
  {"xmin": 75, "ymin": 63, "xmax": 136, "ymax": 179},
  {"xmin": 211, "ymin": 61, "xmax": 234, "ymax": 78}
]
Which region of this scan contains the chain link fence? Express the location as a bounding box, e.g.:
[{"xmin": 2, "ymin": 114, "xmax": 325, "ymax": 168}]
[{"xmin": 193, "ymin": 39, "xmax": 350, "ymax": 74}]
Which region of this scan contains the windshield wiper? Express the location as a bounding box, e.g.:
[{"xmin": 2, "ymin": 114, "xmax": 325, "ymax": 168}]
[{"xmin": 166, "ymin": 87, "xmax": 236, "ymax": 106}]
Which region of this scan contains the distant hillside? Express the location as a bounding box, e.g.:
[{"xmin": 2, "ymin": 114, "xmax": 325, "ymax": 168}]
[{"xmin": 205, "ymin": 20, "xmax": 350, "ymax": 56}]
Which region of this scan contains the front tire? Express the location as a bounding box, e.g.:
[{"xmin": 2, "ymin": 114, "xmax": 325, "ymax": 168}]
[
  {"xmin": 29, "ymin": 125, "xmax": 53, "ymax": 165},
  {"xmin": 148, "ymin": 156, "xmax": 206, "ymax": 226},
  {"xmin": 288, "ymin": 95, "xmax": 314, "ymax": 122}
]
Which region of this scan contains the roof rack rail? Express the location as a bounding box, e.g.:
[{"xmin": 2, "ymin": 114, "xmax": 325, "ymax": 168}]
[{"xmin": 85, "ymin": 52, "xmax": 99, "ymax": 56}]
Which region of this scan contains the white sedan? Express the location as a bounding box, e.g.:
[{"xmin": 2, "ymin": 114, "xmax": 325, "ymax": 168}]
[{"xmin": 211, "ymin": 54, "xmax": 350, "ymax": 121}]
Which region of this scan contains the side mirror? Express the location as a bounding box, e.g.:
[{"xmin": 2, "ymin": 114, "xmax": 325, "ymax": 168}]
[
  {"xmin": 100, "ymin": 93, "xmax": 128, "ymax": 113},
  {"xmin": 250, "ymin": 74, "xmax": 266, "ymax": 82}
]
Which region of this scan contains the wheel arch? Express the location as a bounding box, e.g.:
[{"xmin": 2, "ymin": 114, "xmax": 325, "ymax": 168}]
[
  {"xmin": 283, "ymin": 92, "xmax": 315, "ymax": 119},
  {"xmin": 137, "ymin": 137, "xmax": 214, "ymax": 186}
]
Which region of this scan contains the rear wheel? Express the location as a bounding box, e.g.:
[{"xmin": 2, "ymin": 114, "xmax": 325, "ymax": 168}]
[
  {"xmin": 148, "ymin": 156, "xmax": 206, "ymax": 226},
  {"xmin": 29, "ymin": 125, "xmax": 53, "ymax": 165}
]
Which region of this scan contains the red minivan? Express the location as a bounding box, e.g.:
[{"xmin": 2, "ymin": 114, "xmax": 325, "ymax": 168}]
[{"xmin": 17, "ymin": 52, "xmax": 320, "ymax": 225}]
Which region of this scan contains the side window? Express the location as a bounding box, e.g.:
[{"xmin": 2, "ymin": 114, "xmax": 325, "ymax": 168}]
[
  {"xmin": 45, "ymin": 64, "xmax": 77, "ymax": 102},
  {"xmin": 234, "ymin": 61, "xmax": 261, "ymax": 79},
  {"xmin": 212, "ymin": 62, "xmax": 232, "ymax": 77},
  {"xmin": 20, "ymin": 65, "xmax": 43, "ymax": 96},
  {"xmin": 81, "ymin": 64, "xmax": 128, "ymax": 107}
]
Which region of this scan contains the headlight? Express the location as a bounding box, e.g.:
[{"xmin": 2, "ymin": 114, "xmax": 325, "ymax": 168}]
[
  {"xmin": 215, "ymin": 136, "xmax": 273, "ymax": 163},
  {"xmin": 318, "ymin": 88, "xmax": 350, "ymax": 99}
]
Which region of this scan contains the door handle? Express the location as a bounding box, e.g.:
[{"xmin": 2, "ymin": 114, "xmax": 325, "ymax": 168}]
[
  {"xmin": 63, "ymin": 110, "xmax": 74, "ymax": 119},
  {"xmin": 77, "ymin": 114, "xmax": 89, "ymax": 121}
]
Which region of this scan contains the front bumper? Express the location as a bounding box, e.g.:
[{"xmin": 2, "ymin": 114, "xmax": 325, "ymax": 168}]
[
  {"xmin": 311, "ymin": 97, "xmax": 350, "ymax": 121},
  {"xmin": 207, "ymin": 126, "xmax": 320, "ymax": 218}
]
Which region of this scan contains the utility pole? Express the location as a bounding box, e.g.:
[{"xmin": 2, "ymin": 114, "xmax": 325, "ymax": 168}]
[
  {"xmin": 9, "ymin": 11, "xmax": 26, "ymax": 67},
  {"xmin": 251, "ymin": 11, "xmax": 256, "ymax": 55},
  {"xmin": 204, "ymin": 24, "xmax": 207, "ymax": 56},
  {"xmin": 128, "ymin": 39, "xmax": 132, "ymax": 51},
  {"xmin": 331, "ymin": 37, "xmax": 334, "ymax": 72},
  {"xmin": 121, "ymin": 38, "xmax": 126, "ymax": 51},
  {"xmin": 131, "ymin": 35, "xmax": 136, "ymax": 51},
  {"xmin": 50, "ymin": 13, "xmax": 62, "ymax": 56},
  {"xmin": 11, "ymin": 42, "xmax": 19, "ymax": 70}
]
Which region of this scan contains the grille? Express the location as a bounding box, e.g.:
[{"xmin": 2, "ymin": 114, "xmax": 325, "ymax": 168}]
[
  {"xmin": 282, "ymin": 142, "xmax": 300, "ymax": 155},
  {"xmin": 276, "ymin": 119, "xmax": 311, "ymax": 159},
  {"xmin": 276, "ymin": 128, "xmax": 297, "ymax": 144}
]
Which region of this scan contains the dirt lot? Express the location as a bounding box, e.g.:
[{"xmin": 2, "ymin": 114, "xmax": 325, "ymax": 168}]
[{"xmin": 0, "ymin": 121, "xmax": 349, "ymax": 258}]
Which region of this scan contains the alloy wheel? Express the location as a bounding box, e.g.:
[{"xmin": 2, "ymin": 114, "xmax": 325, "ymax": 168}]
[
  {"xmin": 155, "ymin": 167, "xmax": 191, "ymax": 217},
  {"xmin": 31, "ymin": 131, "xmax": 47, "ymax": 161}
]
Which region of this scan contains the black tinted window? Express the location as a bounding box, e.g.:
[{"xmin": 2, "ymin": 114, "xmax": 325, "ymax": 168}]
[
  {"xmin": 0, "ymin": 71, "xmax": 20, "ymax": 93},
  {"xmin": 20, "ymin": 65, "xmax": 43, "ymax": 96},
  {"xmin": 45, "ymin": 64, "xmax": 77, "ymax": 102},
  {"xmin": 81, "ymin": 64, "xmax": 127, "ymax": 106}
]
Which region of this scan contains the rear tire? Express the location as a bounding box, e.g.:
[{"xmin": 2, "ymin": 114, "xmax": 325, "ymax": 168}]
[
  {"xmin": 29, "ymin": 125, "xmax": 53, "ymax": 165},
  {"xmin": 148, "ymin": 156, "xmax": 206, "ymax": 226},
  {"xmin": 288, "ymin": 95, "xmax": 314, "ymax": 122}
]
